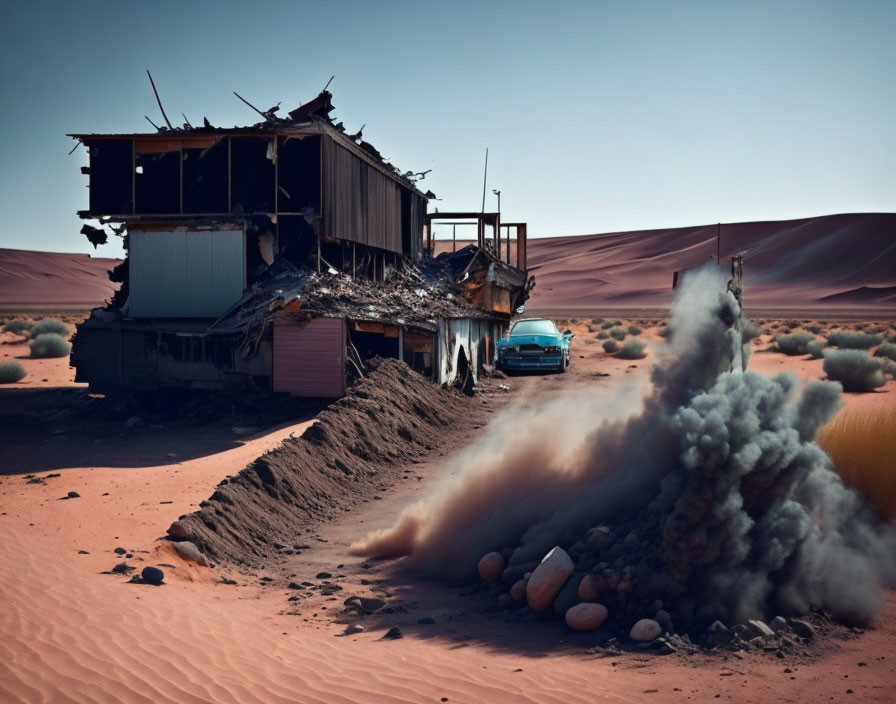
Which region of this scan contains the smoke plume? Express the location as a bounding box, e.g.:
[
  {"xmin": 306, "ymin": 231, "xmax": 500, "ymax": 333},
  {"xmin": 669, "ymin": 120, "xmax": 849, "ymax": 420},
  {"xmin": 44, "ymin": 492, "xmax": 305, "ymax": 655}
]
[{"xmin": 351, "ymin": 263, "xmax": 896, "ymax": 629}]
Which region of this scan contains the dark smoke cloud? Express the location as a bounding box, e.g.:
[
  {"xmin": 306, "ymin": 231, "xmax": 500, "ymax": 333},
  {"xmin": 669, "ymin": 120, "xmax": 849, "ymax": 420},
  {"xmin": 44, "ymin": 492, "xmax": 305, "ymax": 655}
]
[{"xmin": 352, "ymin": 264, "xmax": 896, "ymax": 629}]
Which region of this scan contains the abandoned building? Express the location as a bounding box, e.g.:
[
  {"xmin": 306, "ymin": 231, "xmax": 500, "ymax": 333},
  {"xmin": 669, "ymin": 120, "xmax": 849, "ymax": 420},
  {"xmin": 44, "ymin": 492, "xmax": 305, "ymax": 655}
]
[{"xmin": 68, "ymin": 89, "xmax": 533, "ymax": 397}]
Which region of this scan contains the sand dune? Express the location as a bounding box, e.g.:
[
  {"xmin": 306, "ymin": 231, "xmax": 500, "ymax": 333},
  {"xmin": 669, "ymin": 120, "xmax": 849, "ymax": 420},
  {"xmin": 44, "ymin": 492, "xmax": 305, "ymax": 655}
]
[
  {"xmin": 0, "ymin": 248, "xmax": 118, "ymax": 310},
  {"xmin": 524, "ymin": 213, "xmax": 896, "ymax": 310}
]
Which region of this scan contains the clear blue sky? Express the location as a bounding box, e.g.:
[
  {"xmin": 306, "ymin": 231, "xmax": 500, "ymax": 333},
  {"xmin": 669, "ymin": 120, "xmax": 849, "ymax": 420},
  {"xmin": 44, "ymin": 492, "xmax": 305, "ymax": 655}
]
[{"xmin": 1, "ymin": 0, "xmax": 893, "ymax": 258}]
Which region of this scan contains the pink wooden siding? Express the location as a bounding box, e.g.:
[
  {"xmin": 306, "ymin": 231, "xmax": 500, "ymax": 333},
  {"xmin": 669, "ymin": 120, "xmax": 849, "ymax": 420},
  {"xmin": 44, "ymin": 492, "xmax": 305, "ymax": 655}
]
[{"xmin": 273, "ymin": 317, "xmax": 345, "ymax": 396}]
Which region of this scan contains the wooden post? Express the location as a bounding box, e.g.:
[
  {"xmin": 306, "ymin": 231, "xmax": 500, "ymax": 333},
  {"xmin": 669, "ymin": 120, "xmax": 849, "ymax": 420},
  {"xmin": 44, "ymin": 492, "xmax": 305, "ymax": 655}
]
[{"xmin": 398, "ymin": 327, "xmax": 404, "ymax": 362}]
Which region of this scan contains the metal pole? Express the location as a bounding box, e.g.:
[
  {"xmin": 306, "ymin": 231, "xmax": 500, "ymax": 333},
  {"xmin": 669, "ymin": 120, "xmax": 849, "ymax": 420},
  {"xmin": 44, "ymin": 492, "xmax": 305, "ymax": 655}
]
[
  {"xmin": 452, "ymin": 224, "xmax": 456, "ymax": 253},
  {"xmin": 480, "ymin": 148, "xmax": 488, "ymax": 213}
]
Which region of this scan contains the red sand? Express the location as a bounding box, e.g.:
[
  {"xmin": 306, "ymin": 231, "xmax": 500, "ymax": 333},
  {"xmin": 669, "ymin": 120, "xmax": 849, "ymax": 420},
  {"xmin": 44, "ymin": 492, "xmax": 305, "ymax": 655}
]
[
  {"xmin": 2, "ymin": 319, "xmax": 895, "ymax": 703},
  {"xmin": 0, "ymin": 248, "xmax": 119, "ymax": 311}
]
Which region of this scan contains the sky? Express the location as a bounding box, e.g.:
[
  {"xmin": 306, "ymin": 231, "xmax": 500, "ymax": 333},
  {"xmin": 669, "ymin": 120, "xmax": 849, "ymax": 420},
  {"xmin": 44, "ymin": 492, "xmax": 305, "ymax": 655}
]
[{"xmin": 0, "ymin": 0, "xmax": 893, "ymax": 258}]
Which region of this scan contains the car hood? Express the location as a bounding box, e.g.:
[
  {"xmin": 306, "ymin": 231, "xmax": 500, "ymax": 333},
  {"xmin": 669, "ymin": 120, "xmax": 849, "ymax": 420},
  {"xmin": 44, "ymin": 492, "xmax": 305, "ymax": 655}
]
[{"xmin": 498, "ymin": 334, "xmax": 562, "ymax": 347}]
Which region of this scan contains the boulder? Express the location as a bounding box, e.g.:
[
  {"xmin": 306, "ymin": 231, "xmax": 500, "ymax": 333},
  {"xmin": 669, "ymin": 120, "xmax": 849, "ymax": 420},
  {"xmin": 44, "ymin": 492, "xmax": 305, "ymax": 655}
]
[
  {"xmin": 630, "ymin": 618, "xmax": 662, "ymax": 642},
  {"xmin": 789, "ymin": 619, "xmax": 816, "ymax": 640},
  {"xmin": 167, "ymin": 520, "xmax": 192, "ymax": 541},
  {"xmin": 553, "ymin": 575, "xmax": 583, "ymax": 616},
  {"xmin": 172, "ymin": 541, "xmax": 209, "ymax": 566},
  {"xmin": 141, "ymin": 566, "xmax": 164, "ymax": 586},
  {"xmin": 655, "ymin": 609, "xmax": 673, "ymax": 634},
  {"xmin": 526, "ymin": 547, "xmax": 574, "ymax": 612},
  {"xmin": 578, "ymin": 574, "xmax": 606, "ymax": 601},
  {"xmin": 746, "ymin": 620, "xmax": 775, "ymax": 639},
  {"xmin": 510, "ymin": 579, "xmax": 528, "ymax": 603},
  {"xmin": 478, "ymin": 552, "xmax": 506, "ymax": 583},
  {"xmin": 769, "ymin": 616, "xmax": 789, "ymax": 633},
  {"xmin": 705, "ymin": 620, "xmax": 732, "ymax": 648},
  {"xmin": 565, "ymin": 603, "xmax": 609, "ymax": 631}
]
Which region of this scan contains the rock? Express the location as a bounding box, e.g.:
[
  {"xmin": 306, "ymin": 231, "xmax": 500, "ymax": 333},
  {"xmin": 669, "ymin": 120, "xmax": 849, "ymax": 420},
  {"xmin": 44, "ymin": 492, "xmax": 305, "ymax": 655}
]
[
  {"xmin": 655, "ymin": 609, "xmax": 673, "ymax": 634},
  {"xmin": 478, "ymin": 552, "xmax": 505, "ymax": 583},
  {"xmin": 316, "ymin": 571, "xmax": 332, "ymax": 579},
  {"xmin": 141, "ymin": 566, "xmax": 164, "ymax": 586},
  {"xmin": 60, "ymin": 491, "xmax": 80, "ymax": 500},
  {"xmin": 705, "ymin": 620, "xmax": 732, "ymax": 648},
  {"xmin": 497, "ymin": 593, "xmax": 513, "ymax": 610},
  {"xmin": 553, "ymin": 575, "xmax": 583, "ymax": 616},
  {"xmin": 114, "ymin": 547, "xmax": 126, "ymax": 555},
  {"xmin": 343, "ymin": 624, "xmax": 364, "ymax": 635},
  {"xmin": 565, "ymin": 603, "xmax": 609, "ymax": 631},
  {"xmin": 379, "ymin": 626, "xmax": 403, "ymax": 640},
  {"xmin": 746, "ymin": 619, "xmax": 775, "ymax": 639},
  {"xmin": 526, "ymin": 546, "xmax": 574, "ymax": 612},
  {"xmin": 578, "ymin": 574, "xmax": 606, "ymax": 601},
  {"xmin": 630, "ymin": 619, "xmax": 662, "ymax": 642},
  {"xmin": 172, "ymin": 541, "xmax": 209, "ymax": 566},
  {"xmin": 789, "ymin": 619, "xmax": 816, "ymax": 640},
  {"xmin": 167, "ymin": 520, "xmax": 192, "ymax": 540},
  {"xmin": 221, "ymin": 577, "xmax": 237, "ymax": 585},
  {"xmin": 770, "ymin": 616, "xmax": 789, "ymax": 633},
  {"xmin": 732, "ymin": 623, "xmax": 750, "ymax": 641},
  {"xmin": 510, "ymin": 579, "xmax": 528, "ymax": 603},
  {"xmin": 111, "ymin": 562, "xmax": 132, "ymax": 574},
  {"xmin": 344, "ymin": 596, "xmax": 385, "ymax": 613}
]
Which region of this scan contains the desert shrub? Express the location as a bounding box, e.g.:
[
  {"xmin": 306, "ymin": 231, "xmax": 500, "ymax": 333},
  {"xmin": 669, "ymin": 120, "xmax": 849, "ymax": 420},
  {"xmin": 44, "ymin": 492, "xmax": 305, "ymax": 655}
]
[
  {"xmin": 806, "ymin": 324, "xmax": 822, "ymax": 334},
  {"xmin": 597, "ymin": 331, "xmax": 609, "ymax": 339},
  {"xmin": 33, "ymin": 318, "xmax": 69, "ymax": 336},
  {"xmin": 602, "ymin": 340, "xmax": 619, "ymax": 353},
  {"xmin": 610, "ymin": 328, "xmax": 626, "ymax": 341},
  {"xmin": 586, "ymin": 324, "xmax": 596, "ymax": 333},
  {"xmin": 627, "ymin": 326, "xmax": 642, "ymax": 336},
  {"xmin": 613, "ymin": 319, "xmax": 622, "ymax": 326},
  {"xmin": 583, "ymin": 338, "xmax": 597, "ymax": 345},
  {"xmin": 614, "ymin": 339, "xmax": 646, "ymax": 360},
  {"xmin": 826, "ymin": 331, "xmax": 883, "ymax": 349},
  {"xmin": 864, "ymin": 326, "xmax": 886, "ymax": 334},
  {"xmin": 2, "ymin": 319, "xmax": 33, "ymax": 335},
  {"xmin": 874, "ymin": 343, "xmax": 896, "ymax": 362},
  {"xmin": 818, "ymin": 406, "xmax": 896, "ymax": 520},
  {"xmin": 0, "ymin": 361, "xmax": 26, "ymax": 383},
  {"xmin": 775, "ymin": 333, "xmax": 815, "ymax": 356},
  {"xmin": 29, "ymin": 332, "xmax": 71, "ymax": 358},
  {"xmin": 822, "ymin": 350, "xmax": 885, "ymax": 392},
  {"xmin": 601, "ymin": 321, "xmax": 615, "ymax": 329},
  {"xmin": 591, "ymin": 318, "xmax": 603, "ymax": 325},
  {"xmin": 807, "ymin": 340, "xmax": 825, "ymax": 359}
]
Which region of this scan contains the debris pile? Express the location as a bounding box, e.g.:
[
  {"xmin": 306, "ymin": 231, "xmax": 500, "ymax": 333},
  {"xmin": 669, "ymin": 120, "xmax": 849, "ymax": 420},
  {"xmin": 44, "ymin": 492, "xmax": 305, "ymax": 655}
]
[
  {"xmin": 353, "ymin": 263, "xmax": 896, "ymax": 648},
  {"xmin": 166, "ymin": 358, "xmax": 467, "ymax": 562}
]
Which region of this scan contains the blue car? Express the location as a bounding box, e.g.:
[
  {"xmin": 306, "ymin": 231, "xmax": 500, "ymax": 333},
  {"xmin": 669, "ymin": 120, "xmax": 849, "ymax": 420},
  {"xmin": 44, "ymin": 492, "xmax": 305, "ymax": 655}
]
[{"xmin": 496, "ymin": 318, "xmax": 573, "ymax": 373}]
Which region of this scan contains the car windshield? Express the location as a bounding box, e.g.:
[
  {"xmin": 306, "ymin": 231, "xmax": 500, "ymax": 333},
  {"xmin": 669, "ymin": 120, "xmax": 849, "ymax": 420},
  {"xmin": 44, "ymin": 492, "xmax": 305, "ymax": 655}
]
[{"xmin": 510, "ymin": 319, "xmax": 558, "ymax": 337}]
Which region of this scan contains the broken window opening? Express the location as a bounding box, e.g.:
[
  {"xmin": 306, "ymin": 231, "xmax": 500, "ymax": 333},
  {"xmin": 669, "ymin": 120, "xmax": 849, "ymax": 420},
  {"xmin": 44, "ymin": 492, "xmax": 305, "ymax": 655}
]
[
  {"xmin": 135, "ymin": 149, "xmax": 180, "ymax": 214},
  {"xmin": 183, "ymin": 139, "xmax": 228, "ymax": 213},
  {"xmin": 88, "ymin": 140, "xmax": 132, "ymax": 215},
  {"xmin": 277, "ymin": 135, "xmax": 321, "ymax": 213},
  {"xmin": 230, "ymin": 137, "xmax": 275, "ymax": 213},
  {"xmin": 277, "ymin": 215, "xmax": 317, "ymax": 268}
]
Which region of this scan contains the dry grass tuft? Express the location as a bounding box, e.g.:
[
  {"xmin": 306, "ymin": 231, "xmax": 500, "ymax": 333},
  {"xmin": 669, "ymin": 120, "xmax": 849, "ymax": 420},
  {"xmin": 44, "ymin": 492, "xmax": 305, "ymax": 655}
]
[{"xmin": 818, "ymin": 406, "xmax": 896, "ymax": 521}]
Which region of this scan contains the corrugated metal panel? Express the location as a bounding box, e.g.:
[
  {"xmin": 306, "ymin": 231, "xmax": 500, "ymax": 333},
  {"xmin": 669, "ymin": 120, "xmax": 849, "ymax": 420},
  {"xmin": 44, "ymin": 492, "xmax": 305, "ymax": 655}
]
[
  {"xmin": 129, "ymin": 228, "xmax": 245, "ymax": 318},
  {"xmin": 273, "ymin": 317, "xmax": 345, "ymax": 397},
  {"xmin": 321, "ymin": 136, "xmax": 403, "ymax": 253}
]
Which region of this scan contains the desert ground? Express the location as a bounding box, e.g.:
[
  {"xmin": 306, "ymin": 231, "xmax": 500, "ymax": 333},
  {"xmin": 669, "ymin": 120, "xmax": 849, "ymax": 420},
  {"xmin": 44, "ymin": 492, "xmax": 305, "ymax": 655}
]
[{"xmin": 2, "ymin": 309, "xmax": 895, "ymax": 704}]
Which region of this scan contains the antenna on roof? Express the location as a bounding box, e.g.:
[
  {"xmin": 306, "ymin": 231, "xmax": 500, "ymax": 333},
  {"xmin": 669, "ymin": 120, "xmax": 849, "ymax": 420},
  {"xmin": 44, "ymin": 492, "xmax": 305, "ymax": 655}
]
[
  {"xmin": 480, "ymin": 147, "xmax": 489, "ymax": 213},
  {"xmin": 144, "ymin": 115, "xmax": 162, "ymax": 131},
  {"xmin": 323, "ymin": 75, "xmax": 335, "ymax": 92},
  {"xmin": 146, "ymin": 70, "xmax": 174, "ymax": 130},
  {"xmin": 233, "ymin": 91, "xmax": 273, "ymax": 121},
  {"xmin": 181, "ymin": 112, "xmax": 193, "ymax": 129}
]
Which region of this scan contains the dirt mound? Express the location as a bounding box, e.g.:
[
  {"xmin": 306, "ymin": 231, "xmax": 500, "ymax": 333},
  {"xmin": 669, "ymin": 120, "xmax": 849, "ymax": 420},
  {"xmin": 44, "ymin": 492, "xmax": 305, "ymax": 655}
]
[{"xmin": 166, "ymin": 359, "xmax": 466, "ymax": 563}]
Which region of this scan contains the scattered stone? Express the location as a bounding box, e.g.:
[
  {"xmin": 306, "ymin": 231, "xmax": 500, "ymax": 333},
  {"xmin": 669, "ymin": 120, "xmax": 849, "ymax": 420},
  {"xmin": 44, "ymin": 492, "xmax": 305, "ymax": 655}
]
[
  {"xmin": 343, "ymin": 624, "xmax": 364, "ymax": 635},
  {"xmin": 379, "ymin": 626, "xmax": 403, "ymax": 640},
  {"xmin": 578, "ymin": 574, "xmax": 605, "ymax": 601},
  {"xmin": 565, "ymin": 603, "xmax": 609, "ymax": 631},
  {"xmin": 630, "ymin": 619, "xmax": 662, "ymax": 642},
  {"xmin": 510, "ymin": 579, "xmax": 528, "ymax": 603},
  {"xmin": 77, "ymin": 550, "xmax": 89, "ymax": 554},
  {"xmin": 59, "ymin": 491, "xmax": 80, "ymax": 500},
  {"xmin": 344, "ymin": 596, "xmax": 386, "ymax": 614},
  {"xmin": 655, "ymin": 609, "xmax": 673, "ymax": 634},
  {"xmin": 221, "ymin": 577, "xmax": 237, "ymax": 585},
  {"xmin": 114, "ymin": 547, "xmax": 126, "ymax": 555},
  {"xmin": 478, "ymin": 552, "xmax": 506, "ymax": 583},
  {"xmin": 789, "ymin": 619, "xmax": 816, "ymax": 640},
  {"xmin": 172, "ymin": 541, "xmax": 209, "ymax": 566},
  {"xmin": 770, "ymin": 616, "xmax": 789, "ymax": 632},
  {"xmin": 746, "ymin": 620, "xmax": 775, "ymax": 639},
  {"xmin": 705, "ymin": 621, "xmax": 732, "ymax": 648},
  {"xmin": 167, "ymin": 520, "xmax": 191, "ymax": 540},
  {"xmin": 111, "ymin": 562, "xmax": 133, "ymax": 574},
  {"xmin": 141, "ymin": 566, "xmax": 164, "ymax": 586},
  {"xmin": 316, "ymin": 571, "xmax": 332, "ymax": 579},
  {"xmin": 526, "ymin": 546, "xmax": 574, "ymax": 611}
]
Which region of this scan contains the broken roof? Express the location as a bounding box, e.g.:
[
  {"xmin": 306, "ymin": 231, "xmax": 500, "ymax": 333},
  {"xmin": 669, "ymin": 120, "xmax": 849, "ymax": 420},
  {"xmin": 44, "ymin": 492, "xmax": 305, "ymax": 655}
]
[{"xmin": 68, "ymin": 90, "xmax": 425, "ymax": 195}]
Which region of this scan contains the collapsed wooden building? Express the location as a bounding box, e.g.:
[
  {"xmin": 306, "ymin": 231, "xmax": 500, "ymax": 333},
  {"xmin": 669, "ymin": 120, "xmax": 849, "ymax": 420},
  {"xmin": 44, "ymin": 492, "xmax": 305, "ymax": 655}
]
[{"xmin": 68, "ymin": 89, "xmax": 533, "ymax": 397}]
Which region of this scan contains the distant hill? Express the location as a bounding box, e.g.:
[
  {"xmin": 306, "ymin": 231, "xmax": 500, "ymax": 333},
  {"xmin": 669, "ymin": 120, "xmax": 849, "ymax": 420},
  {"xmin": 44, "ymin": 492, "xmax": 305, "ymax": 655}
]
[
  {"xmin": 0, "ymin": 248, "xmax": 119, "ymax": 310},
  {"xmin": 522, "ymin": 213, "xmax": 896, "ymax": 311}
]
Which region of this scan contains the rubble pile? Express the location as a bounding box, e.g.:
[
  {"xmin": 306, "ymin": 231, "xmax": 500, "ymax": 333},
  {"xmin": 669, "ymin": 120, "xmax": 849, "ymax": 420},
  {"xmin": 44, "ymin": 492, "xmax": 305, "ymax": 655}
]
[
  {"xmin": 167, "ymin": 358, "xmax": 466, "ymax": 563},
  {"xmin": 464, "ymin": 263, "xmax": 896, "ymax": 650}
]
